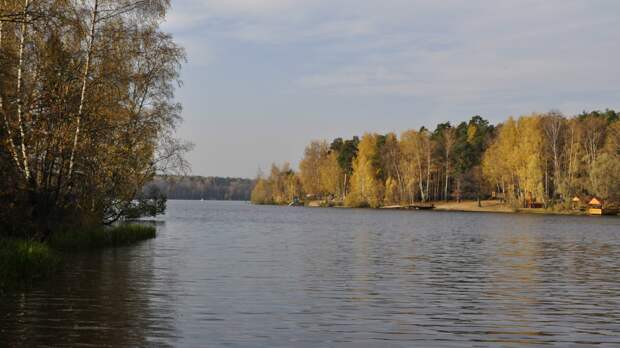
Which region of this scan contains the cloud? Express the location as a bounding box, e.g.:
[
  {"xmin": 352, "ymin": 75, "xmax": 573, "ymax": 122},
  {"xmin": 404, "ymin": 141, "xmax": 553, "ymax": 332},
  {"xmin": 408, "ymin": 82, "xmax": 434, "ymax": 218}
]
[
  {"xmin": 201, "ymin": 0, "xmax": 298, "ymax": 16},
  {"xmin": 165, "ymin": 0, "xmax": 620, "ymax": 103},
  {"xmin": 162, "ymin": 0, "xmax": 304, "ymax": 32},
  {"xmin": 163, "ymin": 0, "xmax": 620, "ymax": 176},
  {"xmin": 293, "ymin": 0, "xmax": 620, "ymax": 107},
  {"xmin": 163, "ymin": 0, "xmax": 382, "ymax": 42}
]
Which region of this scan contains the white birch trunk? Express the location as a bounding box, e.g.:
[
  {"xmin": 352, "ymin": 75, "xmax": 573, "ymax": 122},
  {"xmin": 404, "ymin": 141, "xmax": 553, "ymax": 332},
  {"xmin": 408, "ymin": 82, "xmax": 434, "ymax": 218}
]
[
  {"xmin": 444, "ymin": 152, "xmax": 449, "ymax": 201},
  {"xmin": 68, "ymin": 0, "xmax": 99, "ymax": 179},
  {"xmin": 0, "ymin": 13, "xmax": 24, "ymax": 173},
  {"xmin": 15, "ymin": 0, "xmax": 31, "ymax": 180}
]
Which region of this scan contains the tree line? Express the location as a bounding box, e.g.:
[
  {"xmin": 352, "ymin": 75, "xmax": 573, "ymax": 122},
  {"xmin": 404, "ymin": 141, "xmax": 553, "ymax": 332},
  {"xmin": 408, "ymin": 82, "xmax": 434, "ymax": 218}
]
[
  {"xmin": 0, "ymin": 0, "xmax": 189, "ymax": 239},
  {"xmin": 252, "ymin": 110, "xmax": 620, "ymax": 209},
  {"xmin": 144, "ymin": 175, "xmax": 254, "ymax": 201}
]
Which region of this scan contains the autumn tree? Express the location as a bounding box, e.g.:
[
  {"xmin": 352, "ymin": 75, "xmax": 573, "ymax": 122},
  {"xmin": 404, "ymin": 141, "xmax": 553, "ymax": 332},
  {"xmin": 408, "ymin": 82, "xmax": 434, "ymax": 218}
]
[
  {"xmin": 251, "ymin": 177, "xmax": 272, "ymax": 205},
  {"xmin": 540, "ymin": 111, "xmax": 565, "ymax": 200},
  {"xmin": 399, "ymin": 130, "xmax": 419, "ymax": 203},
  {"xmin": 346, "ymin": 133, "xmax": 384, "ymax": 208},
  {"xmin": 319, "ymin": 151, "xmax": 344, "ymax": 199},
  {"xmin": 453, "ymin": 116, "xmax": 494, "ymax": 203},
  {"xmin": 378, "ymin": 133, "xmax": 404, "ymax": 204},
  {"xmin": 299, "ymin": 140, "xmax": 330, "ymax": 197},
  {"xmin": 590, "ymin": 153, "xmax": 620, "ymax": 206},
  {"xmin": 330, "ymin": 136, "xmax": 359, "ymax": 199},
  {"xmin": 269, "ymin": 163, "xmax": 300, "ymax": 204},
  {"xmin": 0, "ymin": 0, "xmax": 189, "ymax": 238},
  {"xmin": 483, "ymin": 115, "xmax": 545, "ymax": 207},
  {"xmin": 433, "ymin": 123, "xmax": 456, "ymax": 201},
  {"xmin": 605, "ymin": 120, "xmax": 620, "ymax": 156},
  {"xmin": 250, "ymin": 163, "xmax": 301, "ymax": 205}
]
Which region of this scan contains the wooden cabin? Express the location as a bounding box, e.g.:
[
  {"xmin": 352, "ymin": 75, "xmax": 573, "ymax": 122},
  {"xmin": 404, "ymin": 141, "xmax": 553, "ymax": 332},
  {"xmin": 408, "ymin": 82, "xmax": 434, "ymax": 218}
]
[
  {"xmin": 588, "ymin": 197, "xmax": 603, "ymax": 215},
  {"xmin": 571, "ymin": 196, "xmax": 587, "ymax": 211},
  {"xmin": 587, "ymin": 197, "xmax": 618, "ymax": 215}
]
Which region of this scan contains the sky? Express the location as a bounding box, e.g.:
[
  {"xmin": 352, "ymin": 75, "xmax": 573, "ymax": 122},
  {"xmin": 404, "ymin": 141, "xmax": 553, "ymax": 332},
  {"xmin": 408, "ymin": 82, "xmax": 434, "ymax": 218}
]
[{"xmin": 161, "ymin": 0, "xmax": 620, "ymax": 178}]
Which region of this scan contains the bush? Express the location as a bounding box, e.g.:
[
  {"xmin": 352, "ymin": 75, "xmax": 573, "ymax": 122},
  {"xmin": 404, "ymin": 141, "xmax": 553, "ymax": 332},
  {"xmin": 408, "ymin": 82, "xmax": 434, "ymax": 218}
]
[
  {"xmin": 1, "ymin": 224, "xmax": 156, "ymax": 288},
  {"xmin": 0, "ymin": 239, "xmax": 61, "ymax": 289}
]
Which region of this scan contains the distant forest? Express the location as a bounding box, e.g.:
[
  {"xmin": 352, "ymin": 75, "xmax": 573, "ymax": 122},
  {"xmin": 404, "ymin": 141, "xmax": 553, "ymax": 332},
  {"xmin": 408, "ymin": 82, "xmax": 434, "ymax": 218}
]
[
  {"xmin": 145, "ymin": 176, "xmax": 255, "ymax": 201},
  {"xmin": 252, "ymin": 110, "xmax": 620, "ymax": 209}
]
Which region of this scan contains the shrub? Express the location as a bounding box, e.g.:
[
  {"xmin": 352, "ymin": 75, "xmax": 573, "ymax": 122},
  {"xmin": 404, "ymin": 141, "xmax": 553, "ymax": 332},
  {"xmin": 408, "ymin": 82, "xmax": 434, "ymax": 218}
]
[{"xmin": 0, "ymin": 239, "xmax": 61, "ymax": 289}]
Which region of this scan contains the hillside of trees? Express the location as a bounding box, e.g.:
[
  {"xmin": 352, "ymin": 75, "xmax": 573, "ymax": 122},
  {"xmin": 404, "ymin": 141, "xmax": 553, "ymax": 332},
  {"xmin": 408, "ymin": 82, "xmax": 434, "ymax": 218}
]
[
  {"xmin": 252, "ymin": 110, "xmax": 620, "ymax": 210},
  {"xmin": 145, "ymin": 176, "xmax": 254, "ymax": 201},
  {"xmin": 0, "ymin": 1, "xmax": 189, "ymax": 239}
]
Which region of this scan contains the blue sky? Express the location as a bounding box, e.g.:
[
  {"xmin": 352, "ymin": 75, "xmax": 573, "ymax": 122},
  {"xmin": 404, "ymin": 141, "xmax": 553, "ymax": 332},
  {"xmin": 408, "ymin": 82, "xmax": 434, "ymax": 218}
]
[{"xmin": 162, "ymin": 0, "xmax": 620, "ymax": 178}]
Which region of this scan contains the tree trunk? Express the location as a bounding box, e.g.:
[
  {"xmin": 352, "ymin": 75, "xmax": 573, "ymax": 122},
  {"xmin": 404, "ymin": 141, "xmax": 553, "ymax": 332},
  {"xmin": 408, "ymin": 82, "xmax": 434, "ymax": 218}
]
[
  {"xmin": 417, "ymin": 163, "xmax": 425, "ymax": 202},
  {"xmin": 342, "ymin": 172, "xmax": 347, "ymax": 200},
  {"xmin": 0, "ymin": 14, "xmax": 24, "ymax": 174},
  {"xmin": 425, "ymin": 149, "xmax": 431, "ymax": 202},
  {"xmin": 69, "ymin": 0, "xmax": 99, "ymax": 179},
  {"xmin": 477, "ymin": 174, "xmax": 482, "ymax": 207},
  {"xmin": 15, "ymin": 0, "xmax": 31, "ymax": 180},
  {"xmin": 444, "ymin": 157, "xmax": 449, "ymax": 201}
]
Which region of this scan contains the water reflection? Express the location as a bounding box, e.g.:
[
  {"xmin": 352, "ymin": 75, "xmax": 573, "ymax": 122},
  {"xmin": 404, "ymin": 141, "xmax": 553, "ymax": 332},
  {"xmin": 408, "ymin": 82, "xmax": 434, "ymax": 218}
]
[
  {"xmin": 1, "ymin": 202, "xmax": 620, "ymax": 347},
  {"xmin": 0, "ymin": 228, "xmax": 180, "ymax": 347}
]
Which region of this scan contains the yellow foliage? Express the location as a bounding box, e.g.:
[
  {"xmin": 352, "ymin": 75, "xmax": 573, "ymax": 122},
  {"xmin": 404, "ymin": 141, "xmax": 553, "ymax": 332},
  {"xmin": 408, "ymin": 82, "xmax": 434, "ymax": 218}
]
[
  {"xmin": 319, "ymin": 151, "xmax": 344, "ymax": 198},
  {"xmin": 250, "ymin": 178, "xmax": 272, "ymax": 204},
  {"xmin": 384, "ymin": 177, "xmax": 399, "ymax": 205},
  {"xmin": 250, "ymin": 163, "xmax": 300, "ymax": 205},
  {"xmin": 483, "ymin": 115, "xmax": 545, "ymax": 205},
  {"xmin": 299, "ymin": 141, "xmax": 330, "ymax": 196},
  {"xmin": 346, "ymin": 133, "xmax": 384, "ymax": 208}
]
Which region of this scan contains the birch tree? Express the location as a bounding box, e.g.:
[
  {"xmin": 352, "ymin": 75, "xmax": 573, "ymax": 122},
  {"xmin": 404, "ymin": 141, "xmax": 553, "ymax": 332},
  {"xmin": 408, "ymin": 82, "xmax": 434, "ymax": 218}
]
[
  {"xmin": 346, "ymin": 133, "xmax": 384, "ymax": 208},
  {"xmin": 0, "ymin": 0, "xmax": 188, "ymax": 238}
]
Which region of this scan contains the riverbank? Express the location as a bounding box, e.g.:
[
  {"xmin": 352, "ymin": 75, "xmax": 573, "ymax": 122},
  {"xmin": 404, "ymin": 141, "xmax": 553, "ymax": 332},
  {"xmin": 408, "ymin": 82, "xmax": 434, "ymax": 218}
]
[
  {"xmin": 49, "ymin": 224, "xmax": 157, "ymax": 251},
  {"xmin": 0, "ymin": 224, "xmax": 156, "ymax": 290},
  {"xmin": 434, "ymin": 200, "xmax": 515, "ymax": 213},
  {"xmin": 434, "ymin": 200, "xmax": 601, "ymax": 216},
  {"xmin": 0, "ymin": 239, "xmax": 61, "ymax": 290},
  {"xmin": 296, "ymin": 199, "xmax": 606, "ymax": 216}
]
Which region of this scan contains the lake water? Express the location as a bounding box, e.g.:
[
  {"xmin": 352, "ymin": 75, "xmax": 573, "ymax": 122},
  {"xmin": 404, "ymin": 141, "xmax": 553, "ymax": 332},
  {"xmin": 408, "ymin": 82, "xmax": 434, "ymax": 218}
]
[{"xmin": 2, "ymin": 200, "xmax": 620, "ymax": 347}]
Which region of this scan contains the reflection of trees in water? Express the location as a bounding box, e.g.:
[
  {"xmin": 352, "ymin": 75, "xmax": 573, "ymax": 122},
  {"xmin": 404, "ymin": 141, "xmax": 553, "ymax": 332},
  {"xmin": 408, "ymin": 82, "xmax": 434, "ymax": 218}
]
[
  {"xmin": 0, "ymin": 236, "xmax": 179, "ymax": 347},
  {"xmin": 486, "ymin": 229, "xmax": 542, "ymax": 326},
  {"xmin": 489, "ymin": 222, "xmax": 620, "ymax": 292},
  {"xmin": 481, "ymin": 218, "xmax": 620, "ymax": 344}
]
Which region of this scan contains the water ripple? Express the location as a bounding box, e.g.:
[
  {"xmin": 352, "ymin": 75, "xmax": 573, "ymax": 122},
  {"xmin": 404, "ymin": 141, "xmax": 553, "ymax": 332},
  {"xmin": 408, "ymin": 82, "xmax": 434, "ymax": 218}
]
[{"xmin": 1, "ymin": 201, "xmax": 620, "ymax": 347}]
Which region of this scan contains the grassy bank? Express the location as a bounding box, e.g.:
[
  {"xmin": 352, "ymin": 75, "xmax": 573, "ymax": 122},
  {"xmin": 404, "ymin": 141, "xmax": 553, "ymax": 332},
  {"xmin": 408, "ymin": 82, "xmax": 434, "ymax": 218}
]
[
  {"xmin": 1, "ymin": 224, "xmax": 156, "ymax": 289},
  {"xmin": 0, "ymin": 239, "xmax": 61, "ymax": 289},
  {"xmin": 50, "ymin": 224, "xmax": 156, "ymax": 251}
]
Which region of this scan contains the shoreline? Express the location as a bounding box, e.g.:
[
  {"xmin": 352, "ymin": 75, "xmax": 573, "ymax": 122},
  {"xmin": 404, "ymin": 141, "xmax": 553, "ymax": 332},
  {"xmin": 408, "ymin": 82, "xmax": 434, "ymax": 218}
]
[
  {"xmin": 433, "ymin": 201, "xmax": 590, "ymax": 216},
  {"xmin": 0, "ymin": 224, "xmax": 157, "ymax": 291},
  {"xmin": 274, "ymin": 200, "xmax": 612, "ymax": 217}
]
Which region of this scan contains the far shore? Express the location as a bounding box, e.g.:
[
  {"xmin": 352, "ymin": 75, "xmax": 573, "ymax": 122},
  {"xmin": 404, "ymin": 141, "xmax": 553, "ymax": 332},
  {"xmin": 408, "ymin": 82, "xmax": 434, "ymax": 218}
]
[
  {"xmin": 296, "ymin": 200, "xmax": 612, "ymax": 217},
  {"xmin": 434, "ymin": 200, "xmax": 515, "ymax": 213},
  {"xmin": 433, "ymin": 200, "xmax": 590, "ymax": 216}
]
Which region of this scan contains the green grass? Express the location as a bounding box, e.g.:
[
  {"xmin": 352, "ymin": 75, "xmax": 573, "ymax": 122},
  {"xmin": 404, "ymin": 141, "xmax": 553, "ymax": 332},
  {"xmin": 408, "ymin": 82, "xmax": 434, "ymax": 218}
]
[
  {"xmin": 0, "ymin": 239, "xmax": 61, "ymax": 289},
  {"xmin": 1, "ymin": 224, "xmax": 156, "ymax": 289},
  {"xmin": 49, "ymin": 224, "xmax": 157, "ymax": 252}
]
